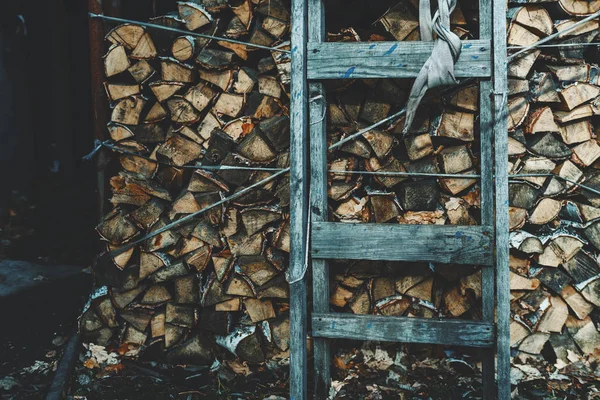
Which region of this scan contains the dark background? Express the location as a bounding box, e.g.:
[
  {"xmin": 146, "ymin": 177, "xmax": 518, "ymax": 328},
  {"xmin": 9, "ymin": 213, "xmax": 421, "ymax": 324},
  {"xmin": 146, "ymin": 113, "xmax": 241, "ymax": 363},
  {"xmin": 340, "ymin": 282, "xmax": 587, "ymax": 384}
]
[{"xmin": 0, "ymin": 0, "xmax": 181, "ymax": 264}]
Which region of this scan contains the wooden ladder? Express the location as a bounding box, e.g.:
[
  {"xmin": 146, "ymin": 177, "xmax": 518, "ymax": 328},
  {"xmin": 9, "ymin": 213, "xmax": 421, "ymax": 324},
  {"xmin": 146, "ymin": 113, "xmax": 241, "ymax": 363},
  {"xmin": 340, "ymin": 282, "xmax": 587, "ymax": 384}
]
[{"xmin": 288, "ymin": 0, "xmax": 510, "ymax": 399}]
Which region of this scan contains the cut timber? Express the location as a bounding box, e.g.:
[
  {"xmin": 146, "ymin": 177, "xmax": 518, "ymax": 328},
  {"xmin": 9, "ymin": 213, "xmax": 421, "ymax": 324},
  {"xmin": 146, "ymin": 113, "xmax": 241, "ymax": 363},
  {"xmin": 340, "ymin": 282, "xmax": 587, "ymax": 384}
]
[
  {"xmin": 438, "ymin": 145, "xmax": 473, "ymax": 174},
  {"xmin": 559, "ymin": 120, "xmax": 592, "ymax": 144},
  {"xmin": 508, "ymin": 6, "xmax": 553, "ymax": 36},
  {"xmin": 128, "ymin": 60, "xmax": 155, "ymax": 83},
  {"xmin": 526, "ymin": 107, "xmax": 559, "ymax": 134},
  {"xmin": 108, "ymin": 123, "xmax": 134, "ymax": 142},
  {"xmin": 507, "ymin": 21, "xmax": 541, "ymax": 47},
  {"xmin": 559, "ymin": 84, "xmax": 600, "ymax": 111},
  {"xmin": 554, "ymin": 103, "xmax": 598, "ymax": 123},
  {"xmin": 527, "ymin": 132, "xmax": 571, "ymax": 159},
  {"xmin": 184, "ymin": 83, "xmax": 218, "ymax": 112},
  {"xmin": 131, "ymin": 32, "xmax": 157, "ymax": 59},
  {"xmin": 178, "ymin": 2, "xmax": 213, "ymax": 31},
  {"xmin": 376, "ymin": 1, "xmax": 419, "ymax": 41},
  {"xmin": 172, "ymin": 36, "xmax": 201, "ymax": 61},
  {"xmin": 572, "ymin": 140, "xmax": 600, "ymax": 167},
  {"xmin": 537, "ymin": 296, "xmax": 569, "ymax": 333},
  {"xmin": 435, "ymin": 110, "xmax": 475, "ymax": 141},
  {"xmin": 509, "ymin": 207, "xmax": 528, "ymax": 231},
  {"xmin": 558, "ymin": 0, "xmax": 600, "ymax": 16},
  {"xmin": 528, "ymin": 198, "xmax": 562, "ymax": 225},
  {"xmin": 167, "ymin": 97, "xmax": 202, "ymax": 124},
  {"xmin": 213, "ymin": 93, "xmax": 245, "ymax": 117},
  {"xmin": 549, "ymin": 64, "xmax": 591, "ymax": 82},
  {"xmin": 580, "ymin": 279, "xmax": 600, "ymax": 307},
  {"xmin": 106, "ymin": 24, "xmax": 145, "ymax": 50},
  {"xmin": 404, "ymin": 134, "xmax": 433, "ymax": 161},
  {"xmin": 158, "ymin": 134, "xmax": 203, "ymax": 166},
  {"xmin": 237, "ymin": 130, "xmax": 277, "ymax": 162},
  {"xmin": 104, "ymin": 83, "xmax": 141, "ymax": 102},
  {"xmin": 510, "ymin": 272, "xmax": 540, "ymax": 291},
  {"xmin": 530, "ymin": 72, "xmax": 560, "ymax": 103},
  {"xmin": 244, "ymin": 298, "xmax": 275, "ymax": 322},
  {"xmin": 199, "ymin": 69, "xmax": 234, "ymax": 91},
  {"xmin": 369, "ymin": 194, "xmax": 400, "ymax": 223},
  {"xmin": 509, "ymin": 79, "xmax": 529, "ymax": 96},
  {"xmin": 161, "ymin": 58, "xmax": 195, "ymax": 83},
  {"xmin": 569, "ymin": 319, "xmax": 600, "ymax": 356},
  {"xmin": 150, "ymin": 81, "xmax": 186, "ymax": 102},
  {"xmin": 111, "ymin": 97, "xmax": 145, "ymax": 125},
  {"xmin": 560, "ymin": 285, "xmax": 594, "ymax": 319},
  {"xmin": 196, "ymin": 49, "xmax": 236, "ymax": 70},
  {"xmin": 508, "ymin": 96, "xmax": 529, "ymax": 131},
  {"xmin": 518, "ymin": 332, "xmax": 550, "ymax": 354},
  {"xmin": 508, "ymin": 50, "xmax": 540, "ymax": 79},
  {"xmin": 104, "ymin": 45, "xmax": 130, "ymax": 78},
  {"xmin": 96, "ymin": 209, "xmax": 139, "ymax": 245}
]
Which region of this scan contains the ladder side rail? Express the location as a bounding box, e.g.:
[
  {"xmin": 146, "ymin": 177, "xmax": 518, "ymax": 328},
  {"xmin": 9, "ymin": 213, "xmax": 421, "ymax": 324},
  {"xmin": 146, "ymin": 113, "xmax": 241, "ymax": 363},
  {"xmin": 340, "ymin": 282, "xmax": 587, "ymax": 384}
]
[
  {"xmin": 289, "ymin": 0, "xmax": 309, "ymax": 398},
  {"xmin": 492, "ymin": 0, "xmax": 511, "ymax": 398},
  {"xmin": 478, "ymin": 0, "xmax": 497, "ymax": 395},
  {"xmin": 308, "ymin": 0, "xmax": 330, "ymax": 397}
]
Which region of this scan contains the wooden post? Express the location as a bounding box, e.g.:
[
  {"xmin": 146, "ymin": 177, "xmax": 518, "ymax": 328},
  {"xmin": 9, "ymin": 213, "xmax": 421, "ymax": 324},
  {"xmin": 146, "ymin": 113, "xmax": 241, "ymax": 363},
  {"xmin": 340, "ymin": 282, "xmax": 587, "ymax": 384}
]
[
  {"xmin": 88, "ymin": 0, "xmax": 109, "ymax": 218},
  {"xmin": 308, "ymin": 0, "xmax": 329, "ymax": 397},
  {"xmin": 289, "ymin": 0, "xmax": 308, "ymax": 398},
  {"xmin": 478, "ymin": 0, "xmax": 496, "ymax": 396},
  {"xmin": 493, "ymin": 0, "xmax": 511, "ymax": 398}
]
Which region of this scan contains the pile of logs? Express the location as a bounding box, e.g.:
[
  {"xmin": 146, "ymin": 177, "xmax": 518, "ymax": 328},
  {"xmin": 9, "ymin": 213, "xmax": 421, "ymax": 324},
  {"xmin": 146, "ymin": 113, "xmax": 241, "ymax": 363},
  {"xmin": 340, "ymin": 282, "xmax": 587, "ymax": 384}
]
[
  {"xmin": 323, "ymin": 0, "xmax": 600, "ymax": 374},
  {"xmin": 324, "ymin": 0, "xmax": 487, "ymax": 345},
  {"xmin": 83, "ymin": 0, "xmax": 600, "ymax": 380},
  {"xmin": 82, "ymin": 0, "xmax": 293, "ymax": 364},
  {"xmin": 506, "ymin": 0, "xmax": 600, "ymax": 367}
]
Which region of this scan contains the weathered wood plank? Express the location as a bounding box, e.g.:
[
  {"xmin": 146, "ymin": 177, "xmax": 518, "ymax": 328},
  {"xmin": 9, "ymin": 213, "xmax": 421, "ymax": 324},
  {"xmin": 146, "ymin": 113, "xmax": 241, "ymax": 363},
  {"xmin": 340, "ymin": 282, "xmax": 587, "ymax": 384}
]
[
  {"xmin": 307, "ymin": 40, "xmax": 492, "ymax": 80},
  {"xmin": 312, "ymin": 223, "xmax": 494, "ymax": 265},
  {"xmin": 479, "ymin": 0, "xmax": 497, "ymax": 395},
  {"xmin": 312, "ymin": 313, "xmax": 495, "ymax": 348},
  {"xmin": 289, "ymin": 0, "xmax": 308, "ymax": 397},
  {"xmin": 494, "ymin": 0, "xmax": 511, "ymax": 397},
  {"xmin": 308, "ymin": 0, "xmax": 330, "ymax": 398}
]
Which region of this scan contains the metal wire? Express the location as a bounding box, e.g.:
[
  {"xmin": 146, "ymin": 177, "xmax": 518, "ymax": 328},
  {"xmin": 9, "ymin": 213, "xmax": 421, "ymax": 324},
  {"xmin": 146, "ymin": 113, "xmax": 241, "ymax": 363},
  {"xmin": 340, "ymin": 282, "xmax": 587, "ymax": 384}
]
[
  {"xmin": 328, "ymin": 170, "xmax": 480, "ymax": 179},
  {"xmin": 510, "ymin": 173, "xmax": 600, "ymax": 196},
  {"xmin": 89, "ymin": 13, "xmax": 291, "ymax": 54},
  {"xmin": 107, "ymin": 168, "xmax": 290, "ymax": 257},
  {"xmin": 508, "ymin": 10, "xmax": 600, "ymax": 61},
  {"xmin": 508, "ymin": 43, "xmax": 600, "ymax": 50},
  {"xmin": 86, "ymin": 139, "xmax": 286, "ymax": 172},
  {"xmin": 327, "ymin": 78, "xmax": 475, "ymax": 150}
]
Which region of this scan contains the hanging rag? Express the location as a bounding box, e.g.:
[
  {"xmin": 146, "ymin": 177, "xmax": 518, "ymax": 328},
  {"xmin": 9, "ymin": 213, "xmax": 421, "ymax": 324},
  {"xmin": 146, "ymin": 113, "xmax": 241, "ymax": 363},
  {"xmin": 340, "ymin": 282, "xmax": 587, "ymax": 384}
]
[{"xmin": 402, "ymin": 0, "xmax": 462, "ymax": 136}]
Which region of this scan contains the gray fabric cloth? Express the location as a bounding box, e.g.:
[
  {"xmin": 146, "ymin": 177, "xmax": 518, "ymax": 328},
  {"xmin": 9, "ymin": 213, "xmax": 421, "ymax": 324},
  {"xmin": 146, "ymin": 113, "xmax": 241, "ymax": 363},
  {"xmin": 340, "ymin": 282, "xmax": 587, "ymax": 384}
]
[{"xmin": 402, "ymin": 0, "xmax": 462, "ymax": 136}]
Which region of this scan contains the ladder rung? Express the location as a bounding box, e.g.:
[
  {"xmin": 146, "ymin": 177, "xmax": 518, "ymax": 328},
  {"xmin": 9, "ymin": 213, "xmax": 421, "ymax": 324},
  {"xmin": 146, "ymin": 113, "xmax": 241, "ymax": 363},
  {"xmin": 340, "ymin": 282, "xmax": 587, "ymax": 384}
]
[
  {"xmin": 311, "ymin": 222, "xmax": 493, "ymax": 265},
  {"xmin": 312, "ymin": 313, "xmax": 495, "ymax": 348},
  {"xmin": 307, "ymin": 40, "xmax": 491, "ymax": 80}
]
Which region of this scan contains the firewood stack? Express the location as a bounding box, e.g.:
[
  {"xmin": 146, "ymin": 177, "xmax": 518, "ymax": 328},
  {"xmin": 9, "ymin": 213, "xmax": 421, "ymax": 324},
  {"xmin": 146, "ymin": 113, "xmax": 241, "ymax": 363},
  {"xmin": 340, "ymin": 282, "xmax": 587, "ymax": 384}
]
[
  {"xmin": 507, "ymin": 0, "xmax": 600, "ymax": 367},
  {"xmin": 82, "ymin": 0, "xmax": 293, "ymax": 365},
  {"xmin": 322, "ymin": 0, "xmax": 600, "ymax": 374},
  {"xmin": 83, "ymin": 0, "xmax": 600, "ymax": 379}
]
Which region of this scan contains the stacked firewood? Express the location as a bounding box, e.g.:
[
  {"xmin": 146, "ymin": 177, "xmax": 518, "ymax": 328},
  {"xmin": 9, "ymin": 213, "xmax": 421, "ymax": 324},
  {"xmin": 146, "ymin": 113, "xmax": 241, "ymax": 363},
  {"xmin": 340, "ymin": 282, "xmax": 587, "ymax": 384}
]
[
  {"xmin": 82, "ymin": 0, "xmax": 600, "ymax": 379},
  {"xmin": 506, "ymin": 0, "xmax": 600, "ymax": 367},
  {"xmin": 323, "ymin": 0, "xmax": 600, "ymax": 373},
  {"xmin": 324, "ymin": 0, "xmax": 486, "ymax": 338},
  {"xmin": 81, "ymin": 0, "xmax": 293, "ymax": 364}
]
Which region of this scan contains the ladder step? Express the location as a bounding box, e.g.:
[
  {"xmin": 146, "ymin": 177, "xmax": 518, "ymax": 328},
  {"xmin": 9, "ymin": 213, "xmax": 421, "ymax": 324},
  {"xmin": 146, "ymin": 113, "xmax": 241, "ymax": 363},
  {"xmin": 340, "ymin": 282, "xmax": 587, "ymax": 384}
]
[
  {"xmin": 311, "ymin": 222, "xmax": 493, "ymax": 265},
  {"xmin": 307, "ymin": 40, "xmax": 491, "ymax": 80},
  {"xmin": 312, "ymin": 313, "xmax": 495, "ymax": 348}
]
